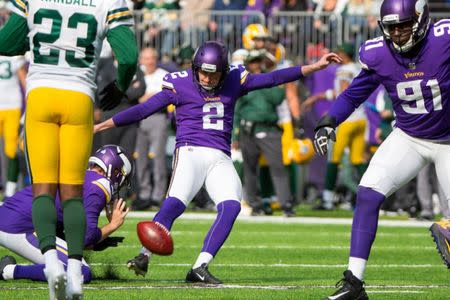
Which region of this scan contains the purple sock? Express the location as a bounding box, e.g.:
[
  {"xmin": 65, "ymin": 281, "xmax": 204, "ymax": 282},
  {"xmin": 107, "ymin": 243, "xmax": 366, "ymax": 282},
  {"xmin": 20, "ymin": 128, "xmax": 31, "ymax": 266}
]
[
  {"xmin": 350, "ymin": 186, "xmax": 385, "ymax": 259},
  {"xmin": 201, "ymin": 200, "xmax": 241, "ymax": 256},
  {"xmin": 13, "ymin": 264, "xmax": 92, "ymax": 283},
  {"xmin": 153, "ymin": 197, "xmax": 186, "ymax": 230}
]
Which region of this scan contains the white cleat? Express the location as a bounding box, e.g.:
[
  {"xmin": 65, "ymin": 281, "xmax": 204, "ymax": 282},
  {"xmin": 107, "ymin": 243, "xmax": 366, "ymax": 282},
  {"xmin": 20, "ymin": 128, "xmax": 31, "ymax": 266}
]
[
  {"xmin": 44, "ymin": 266, "xmax": 67, "ymax": 300},
  {"xmin": 66, "ymin": 274, "xmax": 83, "ymax": 300}
]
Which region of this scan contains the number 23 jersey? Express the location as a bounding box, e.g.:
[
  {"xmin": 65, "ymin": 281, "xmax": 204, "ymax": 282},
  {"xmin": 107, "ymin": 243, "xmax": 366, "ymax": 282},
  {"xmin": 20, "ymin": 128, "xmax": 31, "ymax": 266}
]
[
  {"xmin": 357, "ymin": 20, "xmax": 450, "ymax": 140},
  {"xmin": 9, "ymin": 0, "xmax": 133, "ymax": 100}
]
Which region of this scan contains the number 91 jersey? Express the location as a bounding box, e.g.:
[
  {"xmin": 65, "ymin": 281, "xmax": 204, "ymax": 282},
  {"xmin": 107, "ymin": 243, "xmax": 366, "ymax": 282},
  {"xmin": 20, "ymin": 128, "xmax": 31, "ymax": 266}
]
[
  {"xmin": 8, "ymin": 0, "xmax": 133, "ymax": 100},
  {"xmin": 358, "ymin": 20, "xmax": 450, "ymax": 141}
]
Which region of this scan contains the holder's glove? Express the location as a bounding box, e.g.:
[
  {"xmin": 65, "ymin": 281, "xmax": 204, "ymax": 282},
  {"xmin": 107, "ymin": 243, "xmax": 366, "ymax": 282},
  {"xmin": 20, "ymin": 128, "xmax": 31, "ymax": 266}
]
[
  {"xmin": 313, "ymin": 115, "xmax": 337, "ymax": 156},
  {"xmin": 292, "ymin": 116, "xmax": 305, "ymax": 139},
  {"xmin": 93, "ymin": 236, "xmax": 125, "ymax": 251},
  {"xmin": 98, "ymin": 81, "xmax": 125, "ymax": 111}
]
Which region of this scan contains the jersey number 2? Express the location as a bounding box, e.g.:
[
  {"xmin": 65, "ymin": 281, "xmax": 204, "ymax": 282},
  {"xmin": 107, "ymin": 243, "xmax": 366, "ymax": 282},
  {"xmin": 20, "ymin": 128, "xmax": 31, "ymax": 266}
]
[
  {"xmin": 33, "ymin": 9, "xmax": 97, "ymax": 68},
  {"xmin": 203, "ymin": 102, "xmax": 224, "ymax": 130}
]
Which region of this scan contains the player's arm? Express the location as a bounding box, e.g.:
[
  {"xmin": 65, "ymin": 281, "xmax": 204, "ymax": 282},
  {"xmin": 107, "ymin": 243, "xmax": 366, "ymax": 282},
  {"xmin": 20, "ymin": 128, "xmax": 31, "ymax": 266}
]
[
  {"xmin": 107, "ymin": 26, "xmax": 138, "ymax": 92},
  {"xmin": 242, "ymin": 53, "xmax": 341, "ymax": 93},
  {"xmin": 98, "ymin": 198, "xmax": 129, "ymax": 243},
  {"xmin": 328, "ymin": 68, "xmax": 379, "ymax": 126},
  {"xmin": 94, "ymin": 89, "xmax": 176, "ymax": 133},
  {"xmin": 0, "ymin": 13, "xmax": 29, "ymax": 56}
]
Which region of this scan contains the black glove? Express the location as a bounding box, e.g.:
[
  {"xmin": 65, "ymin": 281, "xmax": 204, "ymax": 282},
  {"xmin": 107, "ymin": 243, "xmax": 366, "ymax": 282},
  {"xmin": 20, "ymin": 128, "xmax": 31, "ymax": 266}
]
[
  {"xmin": 292, "ymin": 116, "xmax": 305, "ymax": 139},
  {"xmin": 313, "ymin": 115, "xmax": 337, "ymax": 156},
  {"xmin": 93, "ymin": 236, "xmax": 125, "ymax": 251},
  {"xmin": 98, "ymin": 81, "xmax": 125, "ymax": 111}
]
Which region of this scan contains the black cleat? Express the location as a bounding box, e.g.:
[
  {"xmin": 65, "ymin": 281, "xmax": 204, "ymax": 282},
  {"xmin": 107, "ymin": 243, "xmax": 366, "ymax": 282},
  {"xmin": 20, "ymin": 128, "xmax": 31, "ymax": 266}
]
[
  {"xmin": 185, "ymin": 263, "xmax": 222, "ymax": 284},
  {"xmin": 127, "ymin": 253, "xmax": 149, "ymax": 276},
  {"xmin": 324, "ymin": 270, "xmax": 368, "ymax": 300},
  {"xmin": 430, "ymin": 221, "xmax": 450, "ymax": 268},
  {"xmin": 0, "ymin": 255, "xmax": 16, "ymax": 280}
]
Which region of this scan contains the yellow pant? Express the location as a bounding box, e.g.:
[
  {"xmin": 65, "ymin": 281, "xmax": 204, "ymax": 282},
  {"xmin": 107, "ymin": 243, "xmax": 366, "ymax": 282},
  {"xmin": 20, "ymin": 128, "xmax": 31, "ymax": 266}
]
[
  {"xmin": 25, "ymin": 88, "xmax": 93, "ymax": 184},
  {"xmin": 0, "ymin": 108, "xmax": 21, "ymax": 158},
  {"xmin": 330, "ymin": 119, "xmax": 366, "ymax": 165}
]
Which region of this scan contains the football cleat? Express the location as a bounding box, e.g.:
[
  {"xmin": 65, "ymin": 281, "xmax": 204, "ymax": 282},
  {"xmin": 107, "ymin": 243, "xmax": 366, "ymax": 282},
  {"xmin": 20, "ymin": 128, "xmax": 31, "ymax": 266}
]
[
  {"xmin": 324, "ymin": 270, "xmax": 368, "ymax": 300},
  {"xmin": 430, "ymin": 221, "xmax": 450, "ymax": 268},
  {"xmin": 127, "ymin": 253, "xmax": 149, "ymax": 276},
  {"xmin": 0, "ymin": 255, "xmax": 16, "ymax": 280},
  {"xmin": 185, "ymin": 263, "xmax": 222, "ymax": 284},
  {"xmin": 44, "ymin": 262, "xmax": 67, "ymax": 300},
  {"xmin": 66, "ymin": 273, "xmax": 83, "ymax": 300}
]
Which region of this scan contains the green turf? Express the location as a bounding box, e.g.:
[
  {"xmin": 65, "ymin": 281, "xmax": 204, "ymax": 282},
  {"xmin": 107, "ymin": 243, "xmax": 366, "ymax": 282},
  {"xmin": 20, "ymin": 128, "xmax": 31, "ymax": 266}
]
[{"xmin": 1, "ymin": 217, "xmax": 449, "ymax": 299}]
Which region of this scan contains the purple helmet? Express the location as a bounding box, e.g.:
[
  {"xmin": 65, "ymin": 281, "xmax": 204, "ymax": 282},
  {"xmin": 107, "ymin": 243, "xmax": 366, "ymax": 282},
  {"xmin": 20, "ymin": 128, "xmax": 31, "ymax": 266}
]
[
  {"xmin": 378, "ymin": 0, "xmax": 430, "ymax": 53},
  {"xmin": 88, "ymin": 145, "xmax": 133, "ymax": 193},
  {"xmin": 192, "ymin": 41, "xmax": 229, "ymax": 92}
]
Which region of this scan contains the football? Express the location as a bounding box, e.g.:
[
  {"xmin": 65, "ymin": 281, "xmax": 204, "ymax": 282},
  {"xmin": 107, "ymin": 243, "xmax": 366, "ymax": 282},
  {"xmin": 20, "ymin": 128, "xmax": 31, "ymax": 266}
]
[{"xmin": 137, "ymin": 221, "xmax": 174, "ymax": 256}]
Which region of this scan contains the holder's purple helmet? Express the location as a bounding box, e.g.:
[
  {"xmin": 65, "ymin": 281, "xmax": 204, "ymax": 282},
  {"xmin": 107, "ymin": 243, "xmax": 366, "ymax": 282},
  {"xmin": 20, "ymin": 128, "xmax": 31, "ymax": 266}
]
[
  {"xmin": 192, "ymin": 41, "xmax": 229, "ymax": 92},
  {"xmin": 88, "ymin": 145, "xmax": 133, "ymax": 193},
  {"xmin": 378, "ymin": 0, "xmax": 430, "ymax": 53}
]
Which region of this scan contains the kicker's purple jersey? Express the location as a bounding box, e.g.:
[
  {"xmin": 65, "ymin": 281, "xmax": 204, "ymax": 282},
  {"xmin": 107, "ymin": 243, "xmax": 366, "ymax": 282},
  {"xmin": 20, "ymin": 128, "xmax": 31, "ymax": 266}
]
[
  {"xmin": 329, "ymin": 20, "xmax": 450, "ymax": 141},
  {"xmin": 113, "ymin": 65, "xmax": 304, "ymax": 155},
  {"xmin": 0, "ymin": 170, "xmax": 111, "ymax": 246}
]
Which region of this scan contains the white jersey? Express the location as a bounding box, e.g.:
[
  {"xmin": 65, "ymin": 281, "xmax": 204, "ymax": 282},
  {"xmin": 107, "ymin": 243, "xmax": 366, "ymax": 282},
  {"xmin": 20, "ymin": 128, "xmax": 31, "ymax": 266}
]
[
  {"xmin": 335, "ymin": 62, "xmax": 366, "ymax": 122},
  {"xmin": 0, "ymin": 56, "xmax": 26, "ymax": 109},
  {"xmin": 9, "ymin": 0, "xmax": 134, "ymax": 100}
]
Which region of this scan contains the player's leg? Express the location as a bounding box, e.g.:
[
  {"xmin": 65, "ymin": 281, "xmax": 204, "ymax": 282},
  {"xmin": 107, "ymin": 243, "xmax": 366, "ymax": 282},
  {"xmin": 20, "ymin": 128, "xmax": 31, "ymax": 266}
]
[
  {"xmin": 321, "ymin": 123, "xmax": 351, "ymax": 210},
  {"xmin": 240, "ymin": 133, "xmax": 263, "ymax": 214},
  {"xmin": 128, "ymin": 146, "xmax": 207, "ymax": 276},
  {"xmin": 0, "ymin": 232, "xmax": 91, "ymax": 283},
  {"xmin": 185, "ymin": 149, "xmax": 242, "ymax": 284},
  {"xmin": 3, "ymin": 109, "xmax": 21, "ymax": 197},
  {"xmin": 25, "ymin": 88, "xmax": 66, "ymax": 298},
  {"xmin": 429, "ymin": 142, "xmax": 450, "ymax": 268},
  {"xmin": 59, "ymin": 89, "xmax": 93, "ymax": 299},
  {"xmin": 349, "ymin": 120, "xmax": 367, "ymax": 178},
  {"xmin": 325, "ymin": 128, "xmax": 429, "ymax": 300}
]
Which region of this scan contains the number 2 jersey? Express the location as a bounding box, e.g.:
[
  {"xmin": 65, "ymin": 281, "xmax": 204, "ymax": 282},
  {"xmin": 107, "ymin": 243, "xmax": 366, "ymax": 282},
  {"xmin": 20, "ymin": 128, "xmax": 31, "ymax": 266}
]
[
  {"xmin": 8, "ymin": 0, "xmax": 133, "ymax": 100},
  {"xmin": 113, "ymin": 65, "xmax": 304, "ymax": 156},
  {"xmin": 328, "ymin": 20, "xmax": 450, "ymax": 141}
]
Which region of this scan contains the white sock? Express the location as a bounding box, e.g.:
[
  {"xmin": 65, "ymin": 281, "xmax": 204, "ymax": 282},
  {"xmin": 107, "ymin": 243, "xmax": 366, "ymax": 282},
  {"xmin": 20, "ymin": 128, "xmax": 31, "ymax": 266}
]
[
  {"xmin": 322, "ymin": 190, "xmax": 334, "ymax": 209},
  {"xmin": 44, "ymin": 249, "xmax": 60, "ymax": 269},
  {"xmin": 193, "ymin": 252, "xmax": 213, "ymax": 269},
  {"xmin": 348, "ymin": 257, "xmax": 367, "ymax": 281},
  {"xmin": 5, "ymin": 182, "xmax": 17, "ymax": 197},
  {"xmin": 2, "ymin": 264, "xmax": 15, "ymax": 280},
  {"xmin": 67, "ymin": 258, "xmax": 82, "ymax": 278},
  {"xmin": 140, "ymin": 247, "xmax": 152, "ymax": 257}
]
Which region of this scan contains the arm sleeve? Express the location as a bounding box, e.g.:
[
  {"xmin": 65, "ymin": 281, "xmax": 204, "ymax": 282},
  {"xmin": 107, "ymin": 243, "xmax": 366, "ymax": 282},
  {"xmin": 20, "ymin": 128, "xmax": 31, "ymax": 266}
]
[
  {"xmin": 328, "ymin": 68, "xmax": 380, "ymax": 126},
  {"xmin": 107, "ymin": 26, "xmax": 138, "ymax": 92},
  {"xmin": 113, "ymin": 89, "xmax": 177, "ymax": 127},
  {"xmin": 83, "ymin": 193, "xmax": 104, "ymax": 247},
  {"xmin": 0, "ymin": 13, "xmax": 29, "ymax": 56},
  {"xmin": 241, "ymin": 66, "xmax": 303, "ymax": 94},
  {"xmin": 125, "ymin": 68, "xmax": 146, "ymax": 103}
]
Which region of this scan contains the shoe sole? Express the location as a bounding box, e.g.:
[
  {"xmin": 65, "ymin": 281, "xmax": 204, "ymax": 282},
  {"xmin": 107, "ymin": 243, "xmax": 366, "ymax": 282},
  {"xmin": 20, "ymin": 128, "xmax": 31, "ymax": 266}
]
[
  {"xmin": 52, "ymin": 274, "xmax": 67, "ymax": 300},
  {"xmin": 429, "ymin": 224, "xmax": 450, "ymax": 268},
  {"xmin": 127, "ymin": 262, "xmax": 147, "ymax": 277}
]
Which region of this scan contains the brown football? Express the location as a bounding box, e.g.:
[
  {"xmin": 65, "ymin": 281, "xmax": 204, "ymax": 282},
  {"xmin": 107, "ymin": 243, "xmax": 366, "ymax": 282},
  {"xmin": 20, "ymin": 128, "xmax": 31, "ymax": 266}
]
[{"xmin": 137, "ymin": 221, "xmax": 174, "ymax": 256}]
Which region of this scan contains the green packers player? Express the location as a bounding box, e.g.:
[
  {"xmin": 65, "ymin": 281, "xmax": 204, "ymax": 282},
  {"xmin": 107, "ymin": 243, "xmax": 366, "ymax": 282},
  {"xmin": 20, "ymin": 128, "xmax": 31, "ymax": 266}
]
[{"xmin": 0, "ymin": 1, "xmax": 138, "ymax": 299}]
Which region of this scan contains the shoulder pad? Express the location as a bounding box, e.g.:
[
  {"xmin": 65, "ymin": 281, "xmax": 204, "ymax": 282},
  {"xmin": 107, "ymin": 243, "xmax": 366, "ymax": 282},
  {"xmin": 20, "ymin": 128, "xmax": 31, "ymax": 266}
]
[
  {"xmin": 161, "ymin": 70, "xmax": 190, "ymax": 92},
  {"xmin": 358, "ymin": 36, "xmax": 386, "ymax": 71},
  {"xmin": 91, "ymin": 178, "xmax": 112, "ymax": 203}
]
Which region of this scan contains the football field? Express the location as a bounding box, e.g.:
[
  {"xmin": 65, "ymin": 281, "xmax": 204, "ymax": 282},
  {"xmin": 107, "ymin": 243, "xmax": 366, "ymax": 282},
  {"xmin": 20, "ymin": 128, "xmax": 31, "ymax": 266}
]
[{"xmin": 1, "ymin": 214, "xmax": 449, "ymax": 299}]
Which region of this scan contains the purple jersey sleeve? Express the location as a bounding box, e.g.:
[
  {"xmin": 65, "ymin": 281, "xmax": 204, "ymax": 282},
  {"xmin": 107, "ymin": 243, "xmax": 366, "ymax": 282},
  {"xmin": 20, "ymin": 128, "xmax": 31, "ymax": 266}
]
[
  {"xmin": 328, "ymin": 68, "xmax": 379, "ymax": 125},
  {"xmin": 239, "ymin": 64, "xmax": 304, "ymax": 95},
  {"xmin": 113, "ymin": 88, "xmax": 177, "ymax": 127}
]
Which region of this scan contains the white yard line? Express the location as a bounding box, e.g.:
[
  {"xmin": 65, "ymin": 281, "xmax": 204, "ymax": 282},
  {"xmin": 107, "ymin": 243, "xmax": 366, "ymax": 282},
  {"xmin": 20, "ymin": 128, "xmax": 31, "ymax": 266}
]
[
  {"xmin": 1, "ymin": 284, "xmax": 444, "ymax": 291},
  {"xmin": 89, "ymin": 262, "xmax": 443, "ymax": 268},
  {"xmin": 120, "ymin": 212, "xmax": 433, "ymax": 228}
]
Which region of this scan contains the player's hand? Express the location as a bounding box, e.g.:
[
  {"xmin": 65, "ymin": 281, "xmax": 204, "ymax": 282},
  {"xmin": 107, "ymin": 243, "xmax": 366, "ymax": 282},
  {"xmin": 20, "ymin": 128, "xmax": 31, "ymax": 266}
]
[
  {"xmin": 313, "ymin": 115, "xmax": 337, "ymax": 156},
  {"xmin": 110, "ymin": 198, "xmax": 130, "ymax": 230},
  {"xmin": 313, "ymin": 53, "xmax": 342, "ymax": 71},
  {"xmin": 93, "ymin": 236, "xmax": 125, "ymax": 251},
  {"xmin": 98, "ymin": 81, "xmax": 125, "ymax": 111},
  {"xmin": 292, "ymin": 116, "xmax": 305, "ymax": 139},
  {"xmin": 93, "ymin": 118, "xmax": 115, "ymax": 134}
]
